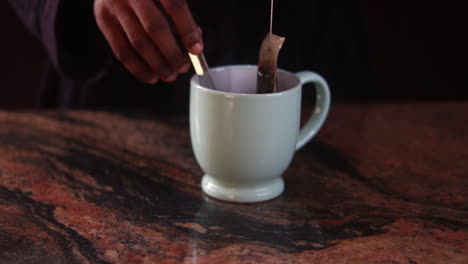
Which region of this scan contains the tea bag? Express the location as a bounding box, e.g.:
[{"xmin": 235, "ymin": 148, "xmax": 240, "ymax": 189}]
[{"xmin": 256, "ymin": 33, "xmax": 285, "ymax": 94}]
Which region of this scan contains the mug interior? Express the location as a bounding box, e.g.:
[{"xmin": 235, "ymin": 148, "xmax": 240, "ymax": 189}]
[{"xmin": 196, "ymin": 66, "xmax": 300, "ymax": 94}]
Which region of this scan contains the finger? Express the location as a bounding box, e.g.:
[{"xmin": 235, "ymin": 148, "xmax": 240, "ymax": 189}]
[
  {"xmin": 113, "ymin": 4, "xmax": 177, "ymax": 80},
  {"xmin": 96, "ymin": 8, "xmax": 155, "ymax": 83},
  {"xmin": 131, "ymin": 0, "xmax": 190, "ymax": 73},
  {"xmin": 158, "ymin": 0, "xmax": 203, "ymax": 54}
]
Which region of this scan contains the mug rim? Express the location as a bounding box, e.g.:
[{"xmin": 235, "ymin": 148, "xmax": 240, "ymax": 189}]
[{"xmin": 190, "ymin": 65, "xmax": 301, "ymax": 97}]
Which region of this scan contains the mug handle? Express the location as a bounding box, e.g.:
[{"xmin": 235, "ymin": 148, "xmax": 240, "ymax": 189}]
[{"xmin": 295, "ymin": 71, "xmax": 331, "ymax": 150}]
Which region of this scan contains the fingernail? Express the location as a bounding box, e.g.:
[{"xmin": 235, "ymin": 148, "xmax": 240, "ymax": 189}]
[
  {"xmin": 177, "ymin": 63, "xmax": 191, "ymax": 74},
  {"xmin": 163, "ymin": 73, "xmax": 178, "ymax": 82},
  {"xmin": 190, "ymin": 43, "xmax": 203, "ymax": 54}
]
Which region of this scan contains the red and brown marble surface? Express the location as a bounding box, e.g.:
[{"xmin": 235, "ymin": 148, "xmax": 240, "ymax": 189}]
[{"xmin": 0, "ymin": 103, "xmax": 467, "ymax": 263}]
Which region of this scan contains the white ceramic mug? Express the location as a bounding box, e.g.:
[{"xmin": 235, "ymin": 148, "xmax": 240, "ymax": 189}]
[{"xmin": 190, "ymin": 65, "xmax": 331, "ymax": 203}]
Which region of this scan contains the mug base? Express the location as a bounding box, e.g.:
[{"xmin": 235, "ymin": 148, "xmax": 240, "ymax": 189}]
[{"xmin": 201, "ymin": 175, "xmax": 284, "ymax": 203}]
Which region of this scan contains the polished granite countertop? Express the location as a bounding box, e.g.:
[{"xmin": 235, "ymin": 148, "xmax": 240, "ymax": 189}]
[{"xmin": 0, "ymin": 103, "xmax": 467, "ymax": 263}]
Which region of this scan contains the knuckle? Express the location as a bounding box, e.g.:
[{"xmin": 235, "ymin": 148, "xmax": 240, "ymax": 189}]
[
  {"xmin": 104, "ymin": 0, "xmax": 120, "ymax": 9},
  {"xmin": 113, "ymin": 47, "xmax": 131, "ymax": 63},
  {"xmin": 145, "ymin": 19, "xmax": 166, "ymax": 36},
  {"xmin": 148, "ymin": 62, "xmax": 169, "ymax": 77},
  {"xmin": 135, "ymin": 74, "xmax": 151, "ymax": 82},
  {"xmin": 133, "ymin": 69, "xmax": 152, "ymax": 82},
  {"xmin": 152, "ymin": 67, "xmax": 167, "ymax": 79},
  {"xmin": 168, "ymin": 55, "xmax": 187, "ymax": 70},
  {"xmin": 163, "ymin": 0, "xmax": 187, "ymax": 10},
  {"xmin": 159, "ymin": 68, "xmax": 173, "ymax": 78},
  {"xmin": 182, "ymin": 28, "xmax": 200, "ymax": 45},
  {"xmin": 94, "ymin": 1, "xmax": 109, "ymax": 22},
  {"xmin": 130, "ymin": 37, "xmax": 150, "ymax": 51},
  {"xmin": 95, "ymin": 0, "xmax": 114, "ymax": 14},
  {"xmin": 93, "ymin": 3, "xmax": 104, "ymax": 17}
]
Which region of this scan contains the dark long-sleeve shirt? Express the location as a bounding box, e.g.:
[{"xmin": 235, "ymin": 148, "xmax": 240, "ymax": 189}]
[{"xmin": 7, "ymin": 0, "xmax": 373, "ymax": 109}]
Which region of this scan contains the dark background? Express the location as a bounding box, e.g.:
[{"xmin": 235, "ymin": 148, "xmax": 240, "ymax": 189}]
[{"xmin": 1, "ymin": 1, "xmax": 467, "ymax": 108}]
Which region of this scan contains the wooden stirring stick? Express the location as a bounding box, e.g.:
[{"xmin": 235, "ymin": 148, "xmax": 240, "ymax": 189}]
[{"xmin": 189, "ymin": 53, "xmax": 216, "ymax": 90}]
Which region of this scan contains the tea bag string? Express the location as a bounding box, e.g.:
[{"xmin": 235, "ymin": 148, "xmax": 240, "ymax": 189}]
[{"xmin": 270, "ymin": 0, "xmax": 274, "ymax": 35}]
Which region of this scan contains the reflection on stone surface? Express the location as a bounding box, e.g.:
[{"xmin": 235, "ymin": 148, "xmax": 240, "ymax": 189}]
[{"xmin": 0, "ymin": 105, "xmax": 467, "ymax": 263}]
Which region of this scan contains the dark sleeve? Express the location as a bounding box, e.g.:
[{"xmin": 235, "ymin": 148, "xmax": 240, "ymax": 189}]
[{"xmin": 7, "ymin": 0, "xmax": 111, "ymax": 81}]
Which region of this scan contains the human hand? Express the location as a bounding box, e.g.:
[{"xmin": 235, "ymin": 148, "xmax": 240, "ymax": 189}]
[{"xmin": 94, "ymin": 0, "xmax": 203, "ymax": 84}]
